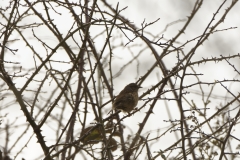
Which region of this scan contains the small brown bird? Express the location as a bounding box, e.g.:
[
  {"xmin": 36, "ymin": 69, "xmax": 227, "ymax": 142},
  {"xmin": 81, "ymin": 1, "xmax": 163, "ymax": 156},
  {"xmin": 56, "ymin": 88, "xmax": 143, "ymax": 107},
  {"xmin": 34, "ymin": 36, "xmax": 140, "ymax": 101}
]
[{"xmin": 113, "ymin": 83, "xmax": 142, "ymax": 114}]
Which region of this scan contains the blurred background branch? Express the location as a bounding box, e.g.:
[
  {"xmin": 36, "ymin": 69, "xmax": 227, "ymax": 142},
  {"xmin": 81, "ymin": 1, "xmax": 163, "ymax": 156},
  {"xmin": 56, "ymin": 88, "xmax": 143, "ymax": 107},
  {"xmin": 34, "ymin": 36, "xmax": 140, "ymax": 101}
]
[{"xmin": 0, "ymin": 0, "xmax": 240, "ymax": 159}]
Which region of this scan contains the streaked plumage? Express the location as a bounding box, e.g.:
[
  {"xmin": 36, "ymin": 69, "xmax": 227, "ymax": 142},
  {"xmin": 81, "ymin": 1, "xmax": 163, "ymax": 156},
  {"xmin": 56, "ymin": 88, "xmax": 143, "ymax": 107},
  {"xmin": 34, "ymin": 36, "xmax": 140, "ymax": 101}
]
[{"xmin": 113, "ymin": 83, "xmax": 141, "ymax": 113}]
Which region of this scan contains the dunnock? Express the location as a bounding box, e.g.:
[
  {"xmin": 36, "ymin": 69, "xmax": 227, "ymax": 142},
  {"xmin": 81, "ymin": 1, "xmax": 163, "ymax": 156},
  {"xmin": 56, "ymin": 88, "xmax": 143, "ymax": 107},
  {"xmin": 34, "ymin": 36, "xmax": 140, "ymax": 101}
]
[{"xmin": 112, "ymin": 83, "xmax": 141, "ymax": 114}]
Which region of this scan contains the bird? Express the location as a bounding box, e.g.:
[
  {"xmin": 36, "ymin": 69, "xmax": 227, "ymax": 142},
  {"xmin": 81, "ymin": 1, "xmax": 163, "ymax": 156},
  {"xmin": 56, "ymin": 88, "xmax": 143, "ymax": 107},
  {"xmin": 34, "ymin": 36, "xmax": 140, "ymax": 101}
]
[{"xmin": 112, "ymin": 83, "xmax": 142, "ymax": 114}]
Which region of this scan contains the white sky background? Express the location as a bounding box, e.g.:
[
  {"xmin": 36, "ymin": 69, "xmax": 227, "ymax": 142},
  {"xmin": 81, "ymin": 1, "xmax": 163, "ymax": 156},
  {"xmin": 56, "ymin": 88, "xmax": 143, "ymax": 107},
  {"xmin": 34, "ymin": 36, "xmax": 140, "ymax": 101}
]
[
  {"xmin": 1, "ymin": 0, "xmax": 240, "ymax": 159},
  {"xmin": 104, "ymin": 1, "xmax": 240, "ymax": 158}
]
